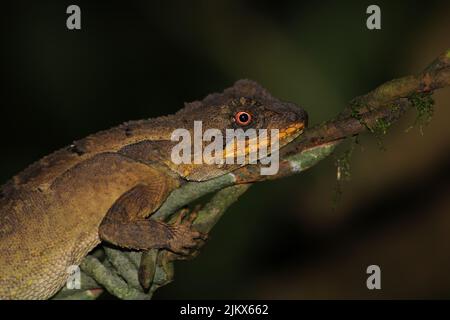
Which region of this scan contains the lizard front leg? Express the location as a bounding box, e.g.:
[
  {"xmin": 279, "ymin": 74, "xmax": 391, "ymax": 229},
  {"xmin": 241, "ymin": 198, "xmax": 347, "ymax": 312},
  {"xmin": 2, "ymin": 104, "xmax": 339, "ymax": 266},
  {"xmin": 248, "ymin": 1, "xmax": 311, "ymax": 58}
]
[{"xmin": 99, "ymin": 184, "xmax": 206, "ymax": 254}]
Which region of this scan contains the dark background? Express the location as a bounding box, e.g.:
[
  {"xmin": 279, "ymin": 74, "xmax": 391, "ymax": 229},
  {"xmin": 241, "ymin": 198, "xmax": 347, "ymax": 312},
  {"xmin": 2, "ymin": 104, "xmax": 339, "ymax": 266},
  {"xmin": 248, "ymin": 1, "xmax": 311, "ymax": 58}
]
[{"xmin": 1, "ymin": 0, "xmax": 449, "ymax": 299}]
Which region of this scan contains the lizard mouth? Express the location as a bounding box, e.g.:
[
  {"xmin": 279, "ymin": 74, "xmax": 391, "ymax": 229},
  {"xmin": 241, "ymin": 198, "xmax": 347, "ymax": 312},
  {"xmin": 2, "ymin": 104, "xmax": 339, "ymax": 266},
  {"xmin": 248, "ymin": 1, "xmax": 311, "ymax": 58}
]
[
  {"xmin": 278, "ymin": 122, "xmax": 305, "ymax": 144},
  {"xmin": 257, "ymin": 121, "xmax": 305, "ymax": 151},
  {"xmin": 223, "ymin": 121, "xmax": 305, "ymax": 160}
]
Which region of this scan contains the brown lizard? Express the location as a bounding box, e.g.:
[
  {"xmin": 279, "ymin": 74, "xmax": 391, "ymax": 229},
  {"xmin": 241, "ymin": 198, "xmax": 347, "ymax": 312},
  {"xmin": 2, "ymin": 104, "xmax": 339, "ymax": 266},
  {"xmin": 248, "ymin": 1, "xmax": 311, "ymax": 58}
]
[{"xmin": 0, "ymin": 80, "xmax": 308, "ymax": 299}]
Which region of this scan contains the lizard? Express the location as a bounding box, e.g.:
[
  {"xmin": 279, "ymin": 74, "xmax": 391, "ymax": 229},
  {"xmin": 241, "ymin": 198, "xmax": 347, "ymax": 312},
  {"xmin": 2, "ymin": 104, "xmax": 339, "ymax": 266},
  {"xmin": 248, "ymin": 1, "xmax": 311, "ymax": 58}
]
[{"xmin": 0, "ymin": 79, "xmax": 308, "ymax": 299}]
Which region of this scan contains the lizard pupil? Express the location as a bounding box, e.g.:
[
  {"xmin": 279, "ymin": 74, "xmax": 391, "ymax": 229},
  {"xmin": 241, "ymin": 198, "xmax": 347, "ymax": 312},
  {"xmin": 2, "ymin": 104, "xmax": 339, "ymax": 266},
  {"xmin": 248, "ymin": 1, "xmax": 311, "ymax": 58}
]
[
  {"xmin": 239, "ymin": 113, "xmax": 248, "ymax": 122},
  {"xmin": 235, "ymin": 111, "xmax": 252, "ymax": 125}
]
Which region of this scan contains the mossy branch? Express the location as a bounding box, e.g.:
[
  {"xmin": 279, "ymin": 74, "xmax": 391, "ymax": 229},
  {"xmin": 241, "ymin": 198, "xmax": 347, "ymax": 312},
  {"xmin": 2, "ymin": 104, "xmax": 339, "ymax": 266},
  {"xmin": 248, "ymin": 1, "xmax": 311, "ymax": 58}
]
[{"xmin": 66, "ymin": 50, "xmax": 450, "ymax": 300}]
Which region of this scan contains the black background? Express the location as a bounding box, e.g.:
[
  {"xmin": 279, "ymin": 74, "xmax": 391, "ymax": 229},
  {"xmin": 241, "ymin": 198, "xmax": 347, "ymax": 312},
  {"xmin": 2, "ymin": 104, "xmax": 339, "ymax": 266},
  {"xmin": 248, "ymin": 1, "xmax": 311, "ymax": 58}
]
[{"xmin": 1, "ymin": 0, "xmax": 450, "ymax": 299}]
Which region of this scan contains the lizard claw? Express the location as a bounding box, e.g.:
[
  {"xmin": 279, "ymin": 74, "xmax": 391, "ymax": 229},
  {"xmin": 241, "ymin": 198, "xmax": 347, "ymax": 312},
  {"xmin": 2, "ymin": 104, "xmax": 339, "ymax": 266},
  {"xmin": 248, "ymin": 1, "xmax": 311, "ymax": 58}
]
[
  {"xmin": 166, "ymin": 207, "xmax": 207, "ymax": 257},
  {"xmin": 187, "ymin": 211, "xmax": 198, "ymax": 224},
  {"xmin": 175, "ymin": 207, "xmax": 189, "ymax": 224}
]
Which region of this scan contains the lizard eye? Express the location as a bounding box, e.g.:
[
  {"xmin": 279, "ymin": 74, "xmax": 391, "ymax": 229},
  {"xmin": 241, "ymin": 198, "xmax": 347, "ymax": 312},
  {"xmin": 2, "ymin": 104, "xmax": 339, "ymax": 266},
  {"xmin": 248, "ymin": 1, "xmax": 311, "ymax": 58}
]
[{"xmin": 234, "ymin": 111, "xmax": 252, "ymax": 126}]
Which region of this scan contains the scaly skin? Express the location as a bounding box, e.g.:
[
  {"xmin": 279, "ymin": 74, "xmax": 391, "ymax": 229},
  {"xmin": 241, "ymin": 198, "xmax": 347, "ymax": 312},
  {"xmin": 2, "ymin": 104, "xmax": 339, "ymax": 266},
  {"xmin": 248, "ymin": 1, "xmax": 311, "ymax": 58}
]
[{"xmin": 0, "ymin": 80, "xmax": 308, "ymax": 299}]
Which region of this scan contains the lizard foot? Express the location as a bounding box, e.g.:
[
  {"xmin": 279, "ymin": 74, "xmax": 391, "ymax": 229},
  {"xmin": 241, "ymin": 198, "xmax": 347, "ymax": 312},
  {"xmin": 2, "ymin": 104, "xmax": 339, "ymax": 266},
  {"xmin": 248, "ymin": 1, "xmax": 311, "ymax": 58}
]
[{"xmin": 166, "ymin": 207, "xmax": 208, "ymax": 257}]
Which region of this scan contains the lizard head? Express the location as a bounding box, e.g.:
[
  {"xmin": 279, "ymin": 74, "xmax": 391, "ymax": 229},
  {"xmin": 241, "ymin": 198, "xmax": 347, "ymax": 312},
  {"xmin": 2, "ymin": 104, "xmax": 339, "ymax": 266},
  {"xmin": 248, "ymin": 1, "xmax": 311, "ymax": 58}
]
[{"xmin": 165, "ymin": 79, "xmax": 308, "ymax": 181}]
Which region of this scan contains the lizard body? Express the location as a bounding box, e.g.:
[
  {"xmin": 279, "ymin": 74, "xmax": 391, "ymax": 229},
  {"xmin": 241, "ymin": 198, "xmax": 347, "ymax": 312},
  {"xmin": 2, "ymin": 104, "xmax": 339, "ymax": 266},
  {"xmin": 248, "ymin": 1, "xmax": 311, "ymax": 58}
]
[{"xmin": 0, "ymin": 80, "xmax": 307, "ymax": 299}]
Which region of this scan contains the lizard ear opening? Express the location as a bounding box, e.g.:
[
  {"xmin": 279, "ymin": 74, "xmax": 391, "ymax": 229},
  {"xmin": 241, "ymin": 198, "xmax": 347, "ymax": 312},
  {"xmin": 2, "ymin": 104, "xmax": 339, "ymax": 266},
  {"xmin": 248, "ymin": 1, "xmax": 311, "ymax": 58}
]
[{"xmin": 234, "ymin": 111, "xmax": 252, "ymax": 126}]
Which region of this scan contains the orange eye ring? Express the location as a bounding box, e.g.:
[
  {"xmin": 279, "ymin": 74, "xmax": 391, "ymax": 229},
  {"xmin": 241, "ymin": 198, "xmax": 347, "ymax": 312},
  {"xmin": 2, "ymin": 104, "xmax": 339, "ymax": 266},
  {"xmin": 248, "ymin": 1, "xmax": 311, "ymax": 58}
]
[{"xmin": 235, "ymin": 111, "xmax": 252, "ymax": 126}]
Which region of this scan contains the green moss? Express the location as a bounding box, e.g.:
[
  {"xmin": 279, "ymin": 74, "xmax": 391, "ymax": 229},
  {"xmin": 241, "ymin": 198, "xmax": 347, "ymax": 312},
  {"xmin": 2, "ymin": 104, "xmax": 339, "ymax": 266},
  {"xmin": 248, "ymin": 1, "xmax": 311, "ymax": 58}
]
[
  {"xmin": 332, "ymin": 138, "xmax": 358, "ymax": 209},
  {"xmin": 351, "ymin": 100, "xmax": 403, "ymax": 151},
  {"xmin": 371, "ymin": 118, "xmax": 392, "ymax": 150},
  {"xmin": 335, "ymin": 148, "xmax": 353, "ymax": 182},
  {"xmin": 407, "ymin": 92, "xmax": 434, "ymax": 135},
  {"xmin": 390, "ymin": 103, "xmax": 401, "ymax": 113},
  {"xmin": 350, "ymin": 102, "xmax": 371, "ymax": 132}
]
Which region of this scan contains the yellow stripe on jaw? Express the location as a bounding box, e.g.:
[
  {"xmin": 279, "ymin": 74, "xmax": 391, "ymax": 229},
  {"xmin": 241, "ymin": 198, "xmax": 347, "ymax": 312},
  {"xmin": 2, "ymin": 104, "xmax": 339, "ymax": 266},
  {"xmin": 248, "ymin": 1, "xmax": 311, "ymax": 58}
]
[
  {"xmin": 223, "ymin": 137, "xmax": 260, "ymax": 158},
  {"xmin": 285, "ymin": 122, "xmax": 305, "ymax": 133},
  {"xmin": 223, "ymin": 122, "xmax": 305, "ymax": 159},
  {"xmin": 278, "ymin": 122, "xmax": 305, "ymax": 142},
  {"xmin": 286, "ymin": 126, "xmax": 299, "ymax": 134}
]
